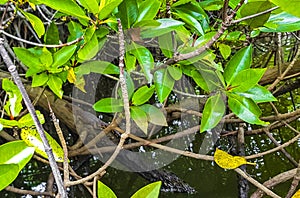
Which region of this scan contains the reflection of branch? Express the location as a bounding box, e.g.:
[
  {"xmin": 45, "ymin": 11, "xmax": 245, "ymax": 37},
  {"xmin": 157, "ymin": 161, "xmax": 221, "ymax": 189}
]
[
  {"xmin": 0, "ymin": 39, "xmax": 67, "ymax": 198},
  {"xmin": 5, "ymin": 186, "xmax": 54, "ymax": 197},
  {"xmin": 232, "ymin": 6, "xmax": 279, "ymax": 24}
]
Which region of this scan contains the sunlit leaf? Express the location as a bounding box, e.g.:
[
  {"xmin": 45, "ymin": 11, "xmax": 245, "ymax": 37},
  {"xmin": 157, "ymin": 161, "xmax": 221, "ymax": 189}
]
[
  {"xmin": 219, "ymin": 43, "xmax": 231, "ymax": 60},
  {"xmin": 18, "ymin": 111, "xmax": 45, "ymax": 128},
  {"xmin": 292, "ymin": 189, "xmax": 300, "ymax": 198},
  {"xmin": 76, "ymin": 60, "xmax": 120, "ymax": 75},
  {"xmin": 32, "ymin": 72, "xmax": 49, "ymax": 87},
  {"xmin": 141, "ymin": 19, "xmax": 184, "ymax": 38},
  {"xmin": 47, "ymin": 75, "xmax": 63, "ymax": 98},
  {"xmin": 98, "ymin": 0, "xmax": 123, "ymax": 20},
  {"xmin": 154, "ymin": 68, "xmax": 175, "ymax": 103},
  {"xmin": 20, "ymin": 127, "xmax": 65, "ymax": 162},
  {"xmin": 93, "ymin": 98, "xmax": 123, "ymax": 113},
  {"xmin": 20, "ymin": 11, "xmax": 45, "ymax": 38},
  {"xmin": 235, "ymin": 85, "xmax": 277, "ymax": 103},
  {"xmin": 118, "ymin": 0, "xmax": 138, "ymax": 29},
  {"xmin": 78, "ymin": 0, "xmax": 99, "ymax": 14},
  {"xmin": 136, "ymin": 0, "xmax": 161, "ymax": 22},
  {"xmin": 97, "ymin": 181, "xmax": 117, "ymax": 198},
  {"xmin": 131, "ymin": 181, "xmax": 162, "ymax": 198},
  {"xmin": 2, "ymin": 78, "xmax": 23, "ymax": 118},
  {"xmin": 132, "ymin": 85, "xmax": 155, "ymax": 106},
  {"xmin": 158, "ymin": 33, "xmax": 173, "ymax": 58},
  {"xmin": 224, "ymin": 45, "xmax": 252, "ymax": 85},
  {"xmin": 214, "ymin": 148, "xmax": 256, "ymax": 169},
  {"xmin": 167, "ymin": 66, "xmax": 182, "ymax": 81},
  {"xmin": 52, "ymin": 45, "xmax": 77, "ymax": 68},
  {"xmin": 269, "ymin": 0, "xmax": 300, "ymax": 18},
  {"xmin": 0, "ymin": 164, "xmax": 19, "ymax": 191}
]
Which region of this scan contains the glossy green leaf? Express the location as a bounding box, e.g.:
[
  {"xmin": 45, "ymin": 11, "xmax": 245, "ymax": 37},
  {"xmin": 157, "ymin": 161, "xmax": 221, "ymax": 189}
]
[
  {"xmin": 13, "ymin": 47, "xmax": 42, "ymax": 70},
  {"xmin": 99, "ymin": 0, "xmax": 123, "ymax": 20},
  {"xmin": 131, "ymin": 181, "xmax": 162, "ymax": 198},
  {"xmin": 269, "ymin": 0, "xmax": 300, "ymax": 18},
  {"xmin": 200, "ymin": 93, "xmax": 225, "ymax": 132},
  {"xmin": 239, "ymin": 1, "xmax": 273, "ymax": 28},
  {"xmin": 127, "ymin": 42, "xmax": 154, "ymax": 83},
  {"xmin": 219, "ymin": 43, "xmax": 231, "ymax": 60},
  {"xmin": 34, "ymin": 0, "xmax": 90, "ymax": 21},
  {"xmin": 78, "ymin": 33, "xmax": 99, "ymax": 61},
  {"xmin": 132, "ymin": 85, "xmax": 155, "ymax": 106},
  {"xmin": 93, "ymin": 98, "xmax": 123, "ymax": 113},
  {"xmin": 199, "ymin": 0, "xmax": 223, "ymax": 11},
  {"xmin": 52, "ymin": 45, "xmax": 77, "ymax": 68},
  {"xmin": 167, "ymin": 66, "xmax": 182, "ymax": 81},
  {"xmin": 0, "ymin": 119, "xmax": 19, "ymax": 128},
  {"xmin": 158, "ymin": 33, "xmax": 173, "ymax": 58},
  {"xmin": 136, "ymin": 0, "xmax": 161, "ymax": 22},
  {"xmin": 44, "ymin": 22, "xmax": 59, "ymax": 44},
  {"xmin": 224, "ymin": 45, "xmax": 253, "ymax": 85},
  {"xmin": 125, "ymin": 73, "xmax": 135, "ymax": 100},
  {"xmin": 2, "ymin": 78, "xmax": 23, "ymax": 118},
  {"xmin": 154, "ymin": 68, "xmax": 175, "ymax": 103},
  {"xmin": 32, "ymin": 73, "xmax": 49, "ymax": 87},
  {"xmin": 20, "ymin": 11, "xmax": 45, "ymax": 38},
  {"xmin": 125, "ymin": 52, "xmax": 137, "ymax": 72},
  {"xmin": 78, "ymin": 0, "xmax": 99, "ymax": 14},
  {"xmin": 191, "ymin": 70, "xmax": 209, "ymax": 92},
  {"xmin": 230, "ymin": 68, "xmax": 266, "ymax": 92},
  {"xmin": 130, "ymin": 106, "xmax": 148, "ymax": 134},
  {"xmin": 140, "ymin": 104, "xmax": 167, "ymax": 126},
  {"xmin": 39, "ymin": 47, "xmax": 53, "ymax": 68},
  {"xmin": 0, "ymin": 164, "xmax": 19, "ymax": 191},
  {"xmin": 67, "ymin": 21, "xmax": 84, "ymax": 42},
  {"xmin": 235, "ymin": 85, "xmax": 277, "ymax": 103},
  {"xmin": 18, "ymin": 111, "xmax": 45, "ymax": 128},
  {"xmin": 174, "ymin": 10, "xmax": 204, "ymax": 35},
  {"xmin": 228, "ymin": 94, "xmax": 269, "ymax": 125},
  {"xmin": 47, "ymin": 75, "xmax": 63, "ymax": 98},
  {"xmin": 20, "ymin": 127, "xmax": 65, "ymax": 162},
  {"xmin": 260, "ymin": 11, "xmax": 300, "ymax": 32},
  {"xmin": 141, "ymin": 19, "xmax": 184, "ymax": 38},
  {"xmin": 97, "ymin": 181, "xmax": 117, "ymax": 198},
  {"xmin": 118, "ymin": 0, "xmax": 138, "ymax": 29},
  {"xmin": 76, "ymin": 60, "xmax": 120, "ymax": 75},
  {"xmin": 0, "ymin": 140, "xmax": 35, "ymax": 170},
  {"xmin": 0, "ymin": 0, "xmax": 8, "ymax": 4}
]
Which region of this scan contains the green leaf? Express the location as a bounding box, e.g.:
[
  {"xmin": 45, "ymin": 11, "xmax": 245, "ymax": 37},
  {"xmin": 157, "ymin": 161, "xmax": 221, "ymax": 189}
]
[
  {"xmin": 67, "ymin": 21, "xmax": 84, "ymax": 42},
  {"xmin": 52, "ymin": 45, "xmax": 77, "ymax": 68},
  {"xmin": 224, "ymin": 45, "xmax": 253, "ymax": 85},
  {"xmin": 34, "ymin": 0, "xmax": 90, "ymax": 21},
  {"xmin": 78, "ymin": 33, "xmax": 99, "ymax": 61},
  {"xmin": 228, "ymin": 94, "xmax": 269, "ymax": 125},
  {"xmin": 118, "ymin": 0, "xmax": 138, "ymax": 29},
  {"xmin": 0, "ymin": 140, "xmax": 35, "ymax": 169},
  {"xmin": 239, "ymin": 1, "xmax": 273, "ymax": 28},
  {"xmin": 40, "ymin": 47, "xmax": 53, "ymax": 68},
  {"xmin": 99, "ymin": 0, "xmax": 123, "ymax": 20},
  {"xmin": 154, "ymin": 68, "xmax": 175, "ymax": 103},
  {"xmin": 219, "ymin": 43, "xmax": 231, "ymax": 59},
  {"xmin": 76, "ymin": 61, "xmax": 120, "ymax": 75},
  {"xmin": 78, "ymin": 0, "xmax": 99, "ymax": 14},
  {"xmin": 158, "ymin": 33, "xmax": 174, "ymax": 58},
  {"xmin": 140, "ymin": 104, "xmax": 167, "ymax": 126},
  {"xmin": 141, "ymin": 19, "xmax": 184, "ymax": 38},
  {"xmin": 44, "ymin": 22, "xmax": 59, "ymax": 44},
  {"xmin": 32, "ymin": 73, "xmax": 49, "ymax": 87},
  {"xmin": 199, "ymin": 0, "xmax": 223, "ymax": 11},
  {"xmin": 0, "ymin": 0, "xmax": 8, "ymax": 4},
  {"xmin": 234, "ymin": 85, "xmax": 277, "ymax": 103},
  {"xmin": 131, "ymin": 181, "xmax": 162, "ymax": 198},
  {"xmin": 93, "ymin": 98, "xmax": 123, "ymax": 113},
  {"xmin": 174, "ymin": 10, "xmax": 204, "ymax": 35},
  {"xmin": 125, "ymin": 72, "xmax": 135, "ymax": 100},
  {"xmin": 260, "ymin": 11, "xmax": 300, "ymax": 32},
  {"xmin": 2, "ymin": 78, "xmax": 23, "ymax": 118},
  {"xmin": 132, "ymin": 85, "xmax": 155, "ymax": 106},
  {"xmin": 127, "ymin": 42, "xmax": 154, "ymax": 83},
  {"xmin": 13, "ymin": 47, "xmax": 42, "ymax": 71},
  {"xmin": 167, "ymin": 66, "xmax": 182, "ymax": 81},
  {"xmin": 0, "ymin": 164, "xmax": 19, "ymax": 191},
  {"xmin": 0, "ymin": 119, "xmax": 19, "ymax": 128},
  {"xmin": 136, "ymin": 0, "xmax": 161, "ymax": 22},
  {"xmin": 18, "ymin": 111, "xmax": 45, "ymax": 128},
  {"xmin": 97, "ymin": 181, "xmax": 117, "ymax": 198},
  {"xmin": 20, "ymin": 127, "xmax": 65, "ymax": 162},
  {"xmin": 20, "ymin": 11, "xmax": 45, "ymax": 38},
  {"xmin": 125, "ymin": 52, "xmax": 137, "ymax": 72},
  {"xmin": 200, "ymin": 93, "xmax": 225, "ymax": 132},
  {"xmin": 230, "ymin": 68, "xmax": 266, "ymax": 92},
  {"xmin": 47, "ymin": 75, "xmax": 63, "ymax": 98},
  {"xmin": 269, "ymin": 0, "xmax": 300, "ymax": 18},
  {"xmin": 130, "ymin": 106, "xmax": 148, "ymax": 135}
]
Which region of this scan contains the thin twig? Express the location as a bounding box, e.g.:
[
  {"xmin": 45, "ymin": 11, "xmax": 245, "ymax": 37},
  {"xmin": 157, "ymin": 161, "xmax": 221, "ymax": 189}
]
[{"xmin": 0, "ymin": 38, "xmax": 67, "ymax": 198}]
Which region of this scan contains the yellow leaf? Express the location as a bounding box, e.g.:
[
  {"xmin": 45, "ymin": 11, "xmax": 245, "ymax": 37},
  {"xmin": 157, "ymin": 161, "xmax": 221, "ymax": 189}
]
[
  {"xmin": 74, "ymin": 76, "xmax": 86, "ymax": 93},
  {"xmin": 67, "ymin": 67, "xmax": 76, "ymax": 83},
  {"xmin": 214, "ymin": 148, "xmax": 256, "ymax": 169},
  {"xmin": 20, "ymin": 127, "xmax": 66, "ymax": 162},
  {"xmin": 292, "ymin": 189, "xmax": 300, "ymax": 198}
]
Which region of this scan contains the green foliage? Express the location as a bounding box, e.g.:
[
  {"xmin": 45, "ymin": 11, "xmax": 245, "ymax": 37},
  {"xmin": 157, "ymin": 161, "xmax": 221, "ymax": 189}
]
[
  {"xmin": 2, "ymin": 79, "xmax": 23, "ymax": 118},
  {"xmin": 20, "ymin": 10, "xmax": 45, "ymax": 38},
  {"xmin": 0, "ymin": 141, "xmax": 35, "ymax": 191},
  {"xmin": 97, "ymin": 181, "xmax": 117, "ymax": 198},
  {"xmin": 154, "ymin": 68, "xmax": 175, "ymax": 103},
  {"xmin": 93, "ymin": 98, "xmax": 124, "ymax": 113},
  {"xmin": 269, "ymin": 0, "xmax": 300, "ymax": 18},
  {"xmin": 132, "ymin": 85, "xmax": 155, "ymax": 106}
]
